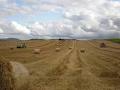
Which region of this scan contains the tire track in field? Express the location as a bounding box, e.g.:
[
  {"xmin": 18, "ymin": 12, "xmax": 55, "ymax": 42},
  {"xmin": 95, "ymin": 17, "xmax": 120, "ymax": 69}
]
[
  {"xmin": 43, "ymin": 41, "xmax": 84, "ymax": 90},
  {"xmin": 26, "ymin": 40, "xmax": 71, "ymax": 67},
  {"xmin": 47, "ymin": 46, "xmax": 74, "ymax": 76},
  {"xmin": 46, "ymin": 40, "xmax": 75, "ymax": 76},
  {"xmin": 87, "ymin": 41, "xmax": 120, "ymax": 60},
  {"xmin": 70, "ymin": 42, "xmax": 107, "ymax": 90},
  {"xmin": 79, "ymin": 41, "xmax": 120, "ymax": 73},
  {"xmin": 86, "ymin": 41, "xmax": 120, "ymax": 69},
  {"xmin": 77, "ymin": 41, "xmax": 120, "ymax": 89},
  {"xmin": 26, "ymin": 41, "xmax": 75, "ymax": 90},
  {"xmin": 88, "ymin": 50, "xmax": 120, "ymax": 71},
  {"xmin": 25, "ymin": 40, "xmax": 70, "ymax": 65},
  {"xmin": 46, "ymin": 40, "xmax": 115, "ymax": 90},
  {"xmin": 64, "ymin": 40, "xmax": 82, "ymax": 74}
]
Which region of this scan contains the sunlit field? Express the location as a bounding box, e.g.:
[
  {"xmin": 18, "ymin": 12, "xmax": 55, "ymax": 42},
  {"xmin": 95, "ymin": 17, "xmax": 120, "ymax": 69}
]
[{"xmin": 0, "ymin": 39, "xmax": 120, "ymax": 90}]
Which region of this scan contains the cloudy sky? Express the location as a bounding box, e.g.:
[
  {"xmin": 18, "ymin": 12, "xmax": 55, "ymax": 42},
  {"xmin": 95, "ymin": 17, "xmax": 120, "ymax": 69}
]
[{"xmin": 0, "ymin": 0, "xmax": 120, "ymax": 39}]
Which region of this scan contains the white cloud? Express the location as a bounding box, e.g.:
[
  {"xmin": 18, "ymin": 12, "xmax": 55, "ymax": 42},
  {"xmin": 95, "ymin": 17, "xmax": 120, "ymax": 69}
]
[
  {"xmin": 11, "ymin": 21, "xmax": 31, "ymax": 34},
  {"xmin": 0, "ymin": 28, "xmax": 4, "ymax": 33},
  {"xmin": 0, "ymin": 0, "xmax": 7, "ymax": 3},
  {"xmin": 0, "ymin": 0, "xmax": 120, "ymax": 39}
]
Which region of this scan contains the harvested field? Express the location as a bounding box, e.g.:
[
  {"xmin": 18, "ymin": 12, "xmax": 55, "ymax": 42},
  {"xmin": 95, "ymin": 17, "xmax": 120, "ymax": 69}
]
[{"xmin": 0, "ymin": 40, "xmax": 120, "ymax": 90}]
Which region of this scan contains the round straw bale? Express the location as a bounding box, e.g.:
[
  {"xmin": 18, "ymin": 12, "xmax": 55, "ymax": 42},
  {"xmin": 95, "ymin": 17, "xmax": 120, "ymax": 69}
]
[
  {"xmin": 33, "ymin": 49, "xmax": 40, "ymax": 54},
  {"xmin": 56, "ymin": 43, "xmax": 59, "ymax": 46},
  {"xmin": 59, "ymin": 43, "xmax": 62, "ymax": 46},
  {"xmin": 100, "ymin": 43, "xmax": 106, "ymax": 48},
  {"xmin": 55, "ymin": 48, "xmax": 60, "ymax": 52},
  {"xmin": 69, "ymin": 47, "xmax": 72, "ymax": 49},
  {"xmin": 0, "ymin": 59, "xmax": 30, "ymax": 90},
  {"xmin": 80, "ymin": 48, "xmax": 85, "ymax": 53},
  {"xmin": 10, "ymin": 47, "xmax": 14, "ymax": 50},
  {"xmin": 0, "ymin": 59, "xmax": 14, "ymax": 90}
]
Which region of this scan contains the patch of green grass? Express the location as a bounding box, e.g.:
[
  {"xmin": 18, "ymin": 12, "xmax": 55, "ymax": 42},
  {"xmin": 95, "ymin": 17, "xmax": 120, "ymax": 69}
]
[{"xmin": 109, "ymin": 38, "xmax": 120, "ymax": 43}]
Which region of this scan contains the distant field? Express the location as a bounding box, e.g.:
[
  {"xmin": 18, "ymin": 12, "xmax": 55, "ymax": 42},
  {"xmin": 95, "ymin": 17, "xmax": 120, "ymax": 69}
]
[
  {"xmin": 0, "ymin": 40, "xmax": 120, "ymax": 90},
  {"xmin": 109, "ymin": 38, "xmax": 120, "ymax": 43}
]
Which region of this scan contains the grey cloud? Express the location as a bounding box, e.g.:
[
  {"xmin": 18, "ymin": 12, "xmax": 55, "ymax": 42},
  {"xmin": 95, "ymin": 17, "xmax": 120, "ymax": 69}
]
[{"xmin": 0, "ymin": 0, "xmax": 120, "ymax": 39}]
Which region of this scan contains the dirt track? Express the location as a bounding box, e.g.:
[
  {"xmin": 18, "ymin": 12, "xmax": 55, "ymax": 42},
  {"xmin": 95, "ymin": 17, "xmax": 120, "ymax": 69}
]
[{"xmin": 0, "ymin": 40, "xmax": 120, "ymax": 90}]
